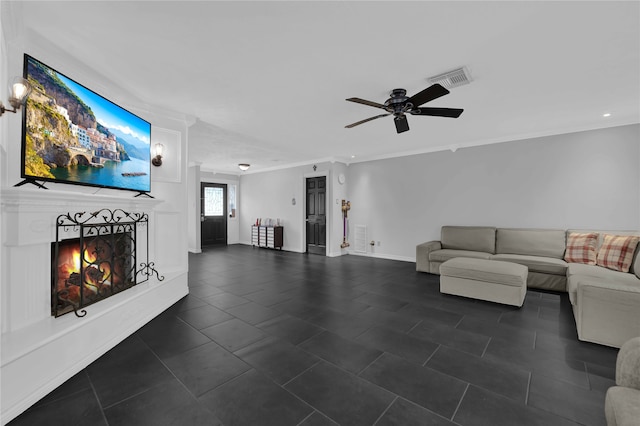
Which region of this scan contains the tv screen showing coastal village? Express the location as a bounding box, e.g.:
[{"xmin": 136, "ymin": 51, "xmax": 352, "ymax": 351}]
[{"xmin": 23, "ymin": 55, "xmax": 151, "ymax": 192}]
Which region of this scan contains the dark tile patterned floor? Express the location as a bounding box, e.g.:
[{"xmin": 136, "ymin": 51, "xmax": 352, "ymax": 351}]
[{"xmin": 9, "ymin": 245, "xmax": 618, "ymax": 426}]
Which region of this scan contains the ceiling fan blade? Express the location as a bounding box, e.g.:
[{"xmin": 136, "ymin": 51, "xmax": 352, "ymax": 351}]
[
  {"xmin": 408, "ymin": 83, "xmax": 450, "ymax": 107},
  {"xmin": 410, "ymin": 107, "xmax": 464, "ymax": 118},
  {"xmin": 345, "ymin": 113, "xmax": 390, "ymax": 128},
  {"xmin": 394, "ymin": 115, "xmax": 410, "ymax": 133},
  {"xmin": 346, "ymin": 97, "xmax": 386, "ymax": 109}
]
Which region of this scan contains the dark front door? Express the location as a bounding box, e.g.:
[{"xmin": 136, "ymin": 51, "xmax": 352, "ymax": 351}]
[
  {"xmin": 201, "ymin": 183, "xmax": 227, "ymax": 246},
  {"xmin": 306, "ymin": 176, "xmax": 326, "ymax": 255}
]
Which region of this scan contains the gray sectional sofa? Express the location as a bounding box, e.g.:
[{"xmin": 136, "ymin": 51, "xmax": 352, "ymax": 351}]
[{"xmin": 416, "ymin": 226, "xmax": 640, "ymax": 348}]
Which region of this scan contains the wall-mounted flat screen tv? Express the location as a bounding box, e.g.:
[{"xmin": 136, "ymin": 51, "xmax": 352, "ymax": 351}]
[{"xmin": 21, "ymin": 54, "xmax": 151, "ymax": 193}]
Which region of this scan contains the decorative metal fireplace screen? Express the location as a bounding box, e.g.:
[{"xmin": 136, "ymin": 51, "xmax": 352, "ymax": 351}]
[{"xmin": 52, "ymin": 209, "xmax": 162, "ymax": 318}]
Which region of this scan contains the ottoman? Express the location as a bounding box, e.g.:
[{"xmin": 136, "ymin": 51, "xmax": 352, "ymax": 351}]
[{"xmin": 440, "ymin": 258, "xmax": 528, "ymax": 307}]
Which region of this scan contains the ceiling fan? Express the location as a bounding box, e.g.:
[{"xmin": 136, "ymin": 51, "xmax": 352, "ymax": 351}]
[{"xmin": 345, "ymin": 83, "xmax": 463, "ymax": 134}]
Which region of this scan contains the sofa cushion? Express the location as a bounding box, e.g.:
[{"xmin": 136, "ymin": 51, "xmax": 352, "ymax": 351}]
[
  {"xmin": 441, "ymin": 226, "xmax": 496, "ymax": 253},
  {"xmin": 569, "ymin": 230, "xmax": 640, "ymax": 276},
  {"xmin": 605, "ymin": 386, "xmax": 640, "ymax": 426},
  {"xmin": 564, "ymin": 232, "xmax": 599, "ymax": 265},
  {"xmin": 526, "ymin": 272, "xmax": 567, "ymax": 292},
  {"xmin": 491, "ymin": 254, "xmax": 567, "ymax": 276},
  {"xmin": 566, "ymin": 264, "xmax": 640, "ymax": 305},
  {"xmin": 440, "ymin": 258, "xmax": 527, "ymax": 287},
  {"xmin": 597, "ymin": 234, "xmax": 640, "ymax": 273},
  {"xmin": 429, "ymin": 249, "xmax": 492, "ymax": 263},
  {"xmin": 567, "ymin": 263, "xmax": 640, "ymax": 281},
  {"xmin": 496, "ymin": 228, "xmax": 566, "ymax": 259}
]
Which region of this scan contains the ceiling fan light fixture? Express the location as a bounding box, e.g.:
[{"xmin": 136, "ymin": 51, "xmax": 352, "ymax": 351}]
[
  {"xmin": 345, "ymin": 81, "xmax": 464, "ymax": 133},
  {"xmin": 238, "ymin": 163, "xmax": 250, "ymax": 171}
]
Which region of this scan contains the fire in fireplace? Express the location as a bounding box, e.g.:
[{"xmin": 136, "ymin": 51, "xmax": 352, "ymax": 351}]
[{"xmin": 52, "ymin": 228, "xmax": 135, "ymax": 317}]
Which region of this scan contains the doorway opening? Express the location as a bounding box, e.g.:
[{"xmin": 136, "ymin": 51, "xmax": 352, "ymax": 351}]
[
  {"xmin": 306, "ymin": 176, "xmax": 326, "ymax": 255},
  {"xmin": 201, "ymin": 183, "xmax": 227, "ymax": 246}
]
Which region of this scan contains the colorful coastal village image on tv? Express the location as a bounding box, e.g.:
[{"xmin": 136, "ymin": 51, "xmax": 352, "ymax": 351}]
[{"xmin": 23, "ymin": 55, "xmax": 151, "ymax": 192}]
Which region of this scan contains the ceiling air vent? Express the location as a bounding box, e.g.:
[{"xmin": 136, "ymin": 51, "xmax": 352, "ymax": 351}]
[{"xmin": 428, "ymin": 66, "xmax": 472, "ymax": 89}]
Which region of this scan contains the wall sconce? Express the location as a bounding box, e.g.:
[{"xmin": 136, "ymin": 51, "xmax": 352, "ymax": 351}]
[
  {"xmin": 151, "ymin": 143, "xmax": 164, "ymax": 166},
  {"xmin": 0, "ymin": 77, "xmax": 32, "ymax": 117},
  {"xmin": 238, "ymin": 163, "xmax": 250, "ymax": 171}
]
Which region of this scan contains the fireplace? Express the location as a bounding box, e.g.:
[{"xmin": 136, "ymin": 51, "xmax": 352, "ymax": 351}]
[
  {"xmin": 51, "ymin": 208, "xmax": 162, "ymax": 317},
  {"xmin": 52, "ymin": 228, "xmax": 135, "ymax": 317}
]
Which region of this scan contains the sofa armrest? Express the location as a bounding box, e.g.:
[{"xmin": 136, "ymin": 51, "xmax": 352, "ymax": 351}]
[
  {"xmin": 416, "ymin": 241, "xmax": 442, "ymax": 273},
  {"xmin": 617, "ymin": 337, "xmax": 640, "ymax": 390},
  {"xmin": 576, "ymin": 279, "xmax": 640, "ymax": 348}
]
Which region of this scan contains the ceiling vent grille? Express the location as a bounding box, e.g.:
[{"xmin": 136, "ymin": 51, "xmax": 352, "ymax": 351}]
[{"xmin": 428, "ymin": 66, "xmax": 472, "ymax": 89}]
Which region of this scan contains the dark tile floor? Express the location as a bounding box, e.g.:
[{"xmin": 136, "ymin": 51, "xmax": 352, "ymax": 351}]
[{"xmin": 9, "ymin": 245, "xmax": 618, "ymax": 426}]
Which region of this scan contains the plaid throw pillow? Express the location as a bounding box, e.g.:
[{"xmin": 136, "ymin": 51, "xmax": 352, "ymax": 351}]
[
  {"xmin": 596, "ymin": 234, "xmax": 640, "ymax": 273},
  {"xmin": 564, "ymin": 232, "xmax": 598, "ymax": 265}
]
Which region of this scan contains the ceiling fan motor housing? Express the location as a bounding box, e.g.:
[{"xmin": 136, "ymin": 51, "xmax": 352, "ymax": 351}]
[
  {"xmin": 385, "ymin": 88, "xmax": 411, "ymax": 115},
  {"xmin": 389, "ymin": 88, "xmax": 407, "ymax": 98}
]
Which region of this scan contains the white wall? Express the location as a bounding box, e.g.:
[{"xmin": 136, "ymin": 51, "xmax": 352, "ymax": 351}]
[
  {"xmin": 346, "ymin": 124, "xmax": 640, "ymax": 261},
  {"xmin": 239, "ymin": 162, "xmax": 349, "ymax": 256},
  {"xmin": 240, "ymin": 165, "xmax": 313, "ymax": 253},
  {"xmin": 185, "ymin": 117, "xmax": 243, "ymax": 252},
  {"xmin": 0, "ymin": 5, "xmax": 7, "ymax": 386},
  {"xmin": 187, "ymin": 164, "xmax": 200, "ymax": 252},
  {"xmin": 185, "ymin": 161, "xmax": 349, "ymax": 256},
  {"xmin": 331, "ymin": 162, "xmax": 350, "ymax": 257},
  {"xmin": 0, "ymin": 2, "xmax": 7, "ymax": 188},
  {"xmin": 236, "ymin": 125, "xmax": 639, "ymax": 261}
]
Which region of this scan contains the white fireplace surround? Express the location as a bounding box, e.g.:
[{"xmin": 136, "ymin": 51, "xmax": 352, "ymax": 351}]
[{"xmin": 0, "ymin": 187, "xmax": 188, "ymax": 424}]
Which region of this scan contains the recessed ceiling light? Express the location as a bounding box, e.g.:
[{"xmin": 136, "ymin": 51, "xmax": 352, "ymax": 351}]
[
  {"xmin": 350, "ymin": 155, "xmax": 356, "ymax": 159},
  {"xmin": 603, "ymin": 113, "xmax": 611, "ymax": 117}
]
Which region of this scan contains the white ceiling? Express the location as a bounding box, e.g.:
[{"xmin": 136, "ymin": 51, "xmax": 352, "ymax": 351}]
[{"xmin": 8, "ymin": 1, "xmax": 640, "ymax": 174}]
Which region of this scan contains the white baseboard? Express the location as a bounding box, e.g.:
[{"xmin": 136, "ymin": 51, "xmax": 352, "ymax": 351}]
[
  {"xmin": 348, "ymin": 250, "xmax": 415, "ymax": 263},
  {"xmin": 238, "ymin": 242, "xmax": 409, "ymax": 261}
]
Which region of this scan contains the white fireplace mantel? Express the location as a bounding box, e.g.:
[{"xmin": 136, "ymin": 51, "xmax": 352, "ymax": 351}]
[
  {"xmin": 1, "ymin": 187, "xmax": 163, "ymax": 248},
  {"xmin": 0, "ymin": 186, "xmax": 163, "ymax": 211}
]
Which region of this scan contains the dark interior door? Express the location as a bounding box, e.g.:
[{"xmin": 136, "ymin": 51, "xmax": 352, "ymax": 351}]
[
  {"xmin": 306, "ymin": 177, "xmax": 326, "ymax": 255},
  {"xmin": 201, "ymin": 183, "xmax": 227, "ymax": 246}
]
